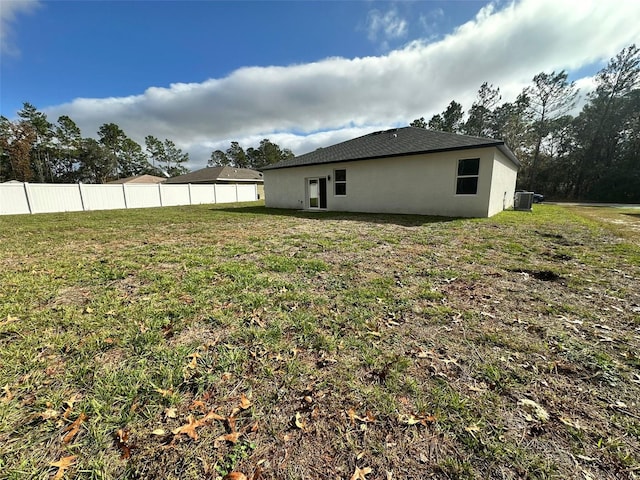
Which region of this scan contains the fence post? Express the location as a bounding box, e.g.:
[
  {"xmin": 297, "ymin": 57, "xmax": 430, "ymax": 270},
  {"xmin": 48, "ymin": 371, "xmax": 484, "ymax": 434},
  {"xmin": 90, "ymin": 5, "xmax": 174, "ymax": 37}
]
[
  {"xmin": 78, "ymin": 183, "xmax": 86, "ymax": 211},
  {"xmin": 158, "ymin": 183, "xmax": 164, "ymax": 207},
  {"xmin": 235, "ymin": 183, "xmax": 239, "ymax": 203},
  {"xmin": 213, "ymin": 184, "xmax": 217, "ymax": 205},
  {"xmin": 23, "ymin": 182, "xmax": 33, "ymax": 214},
  {"xmin": 122, "ymin": 184, "xmax": 128, "ymax": 209}
]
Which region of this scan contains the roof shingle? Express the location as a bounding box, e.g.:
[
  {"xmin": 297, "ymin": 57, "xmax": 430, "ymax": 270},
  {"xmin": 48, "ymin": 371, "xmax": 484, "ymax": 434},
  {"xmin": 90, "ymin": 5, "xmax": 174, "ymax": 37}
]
[
  {"xmin": 165, "ymin": 166, "xmax": 263, "ymax": 184},
  {"xmin": 262, "ymin": 127, "xmax": 519, "ymax": 170}
]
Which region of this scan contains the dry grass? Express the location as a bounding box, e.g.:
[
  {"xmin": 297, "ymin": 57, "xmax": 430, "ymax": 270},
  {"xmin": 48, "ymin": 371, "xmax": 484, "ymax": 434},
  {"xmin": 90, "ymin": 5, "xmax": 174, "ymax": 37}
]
[{"xmin": 0, "ymin": 202, "xmax": 639, "ymax": 479}]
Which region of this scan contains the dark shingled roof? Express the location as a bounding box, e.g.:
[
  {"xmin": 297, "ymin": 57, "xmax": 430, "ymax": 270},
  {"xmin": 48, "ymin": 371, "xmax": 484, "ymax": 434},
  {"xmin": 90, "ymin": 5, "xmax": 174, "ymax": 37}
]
[
  {"xmin": 262, "ymin": 127, "xmax": 520, "ymax": 170},
  {"xmin": 165, "ymin": 166, "xmax": 263, "ymax": 184}
]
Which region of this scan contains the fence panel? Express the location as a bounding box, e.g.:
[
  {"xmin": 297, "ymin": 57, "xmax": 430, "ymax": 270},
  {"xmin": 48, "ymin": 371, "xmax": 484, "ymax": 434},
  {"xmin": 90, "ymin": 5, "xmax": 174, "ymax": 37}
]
[
  {"xmin": 81, "ymin": 185, "xmax": 127, "ymax": 211},
  {"xmin": 190, "ymin": 184, "xmax": 216, "ymax": 204},
  {"xmin": 160, "ymin": 184, "xmax": 191, "ymax": 206},
  {"xmin": 0, "ymin": 184, "xmax": 31, "ymax": 215},
  {"xmin": 0, "ymin": 182, "xmax": 258, "ymax": 216},
  {"xmin": 124, "ymin": 184, "xmax": 162, "ymax": 209},
  {"xmin": 29, "ymin": 184, "xmax": 83, "ymax": 213},
  {"xmin": 237, "ymin": 184, "xmax": 257, "ymax": 202},
  {"xmin": 215, "ymin": 184, "xmax": 237, "ymax": 204}
]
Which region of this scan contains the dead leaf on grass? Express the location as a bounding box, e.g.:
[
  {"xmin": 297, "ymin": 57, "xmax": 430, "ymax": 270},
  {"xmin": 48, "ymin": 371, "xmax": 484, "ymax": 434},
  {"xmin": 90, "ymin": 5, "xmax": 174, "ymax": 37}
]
[
  {"xmin": 214, "ymin": 432, "xmax": 241, "ymax": 447},
  {"xmin": 156, "ymin": 387, "xmax": 174, "ymax": 398},
  {"xmin": 172, "ymin": 414, "xmax": 200, "ymax": 440},
  {"xmin": 239, "ymin": 393, "xmax": 252, "ymax": 410},
  {"xmin": 115, "ymin": 428, "xmax": 134, "ymax": 459},
  {"xmin": 2, "ymin": 384, "xmax": 14, "ymax": 402},
  {"xmin": 399, "ymin": 413, "xmax": 436, "ymax": 426},
  {"xmin": 50, "ymin": 455, "xmax": 76, "ymax": 480},
  {"xmin": 190, "ymin": 400, "xmax": 207, "ymax": 412},
  {"xmin": 294, "ymin": 412, "xmax": 306, "ymax": 429},
  {"xmin": 222, "ymin": 472, "xmax": 248, "ymax": 480},
  {"xmin": 350, "ymin": 465, "xmax": 373, "ymax": 480},
  {"xmin": 62, "ymin": 413, "xmax": 87, "ymax": 444},
  {"xmin": 41, "ymin": 408, "xmax": 60, "ymax": 420},
  {"xmin": 151, "ymin": 428, "xmax": 166, "ymax": 435},
  {"xmin": 518, "ymin": 399, "xmax": 549, "ymax": 422},
  {"xmin": 165, "ymin": 407, "xmax": 178, "ymax": 419}
]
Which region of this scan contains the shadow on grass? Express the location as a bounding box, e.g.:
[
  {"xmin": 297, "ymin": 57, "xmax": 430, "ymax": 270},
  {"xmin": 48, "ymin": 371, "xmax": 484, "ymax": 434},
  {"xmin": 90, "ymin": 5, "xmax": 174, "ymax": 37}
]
[
  {"xmin": 623, "ymin": 213, "xmax": 640, "ymax": 220},
  {"xmin": 210, "ymin": 205, "xmax": 461, "ymax": 227}
]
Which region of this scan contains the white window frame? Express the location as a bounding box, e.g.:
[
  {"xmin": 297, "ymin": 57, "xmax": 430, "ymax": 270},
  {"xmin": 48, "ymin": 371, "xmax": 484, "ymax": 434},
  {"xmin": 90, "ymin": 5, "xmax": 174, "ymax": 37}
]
[
  {"xmin": 456, "ymin": 158, "xmax": 480, "ymax": 195},
  {"xmin": 334, "ymin": 169, "xmax": 347, "ymax": 196}
]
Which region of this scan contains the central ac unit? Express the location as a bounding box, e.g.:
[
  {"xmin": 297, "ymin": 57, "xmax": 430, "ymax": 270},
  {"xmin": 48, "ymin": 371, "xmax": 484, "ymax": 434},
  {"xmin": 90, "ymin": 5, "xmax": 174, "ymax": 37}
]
[{"xmin": 514, "ymin": 191, "xmax": 534, "ymax": 211}]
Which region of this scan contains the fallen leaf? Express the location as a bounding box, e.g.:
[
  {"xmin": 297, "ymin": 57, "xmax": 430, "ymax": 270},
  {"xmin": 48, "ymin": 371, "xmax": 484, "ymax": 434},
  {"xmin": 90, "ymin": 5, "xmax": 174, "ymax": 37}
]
[
  {"xmin": 222, "ymin": 473, "xmax": 248, "ymax": 480},
  {"xmin": 518, "ymin": 399, "xmax": 549, "ymax": 422},
  {"xmin": 399, "ymin": 413, "xmax": 436, "ymax": 426},
  {"xmin": 239, "ymin": 393, "xmax": 252, "ymax": 410},
  {"xmin": 115, "ymin": 428, "xmax": 134, "ymax": 459},
  {"xmin": 151, "ymin": 428, "xmax": 166, "ymax": 435},
  {"xmin": 190, "ymin": 400, "xmax": 206, "ymax": 412},
  {"xmin": 214, "ymin": 432, "xmax": 241, "ymax": 447},
  {"xmin": 1, "ymin": 384, "xmax": 13, "ymax": 402},
  {"xmin": 156, "ymin": 388, "xmax": 174, "ymax": 398},
  {"xmin": 350, "ymin": 465, "xmax": 373, "ymax": 480},
  {"xmin": 50, "ymin": 455, "xmax": 76, "ymax": 480},
  {"xmin": 165, "ymin": 407, "xmax": 178, "ymax": 418},
  {"xmin": 63, "ymin": 413, "xmax": 87, "ymax": 444},
  {"xmin": 41, "ymin": 408, "xmax": 60, "ymax": 420},
  {"xmin": 294, "ymin": 412, "xmax": 306, "ymax": 429},
  {"xmin": 172, "ymin": 414, "xmax": 200, "ymax": 440},
  {"xmin": 202, "ymin": 410, "xmax": 226, "ymax": 422}
]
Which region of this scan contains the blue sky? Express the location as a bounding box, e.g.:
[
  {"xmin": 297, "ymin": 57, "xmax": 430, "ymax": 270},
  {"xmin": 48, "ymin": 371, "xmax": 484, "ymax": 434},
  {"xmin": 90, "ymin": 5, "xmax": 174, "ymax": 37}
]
[{"xmin": 2, "ymin": 0, "xmax": 639, "ymax": 169}]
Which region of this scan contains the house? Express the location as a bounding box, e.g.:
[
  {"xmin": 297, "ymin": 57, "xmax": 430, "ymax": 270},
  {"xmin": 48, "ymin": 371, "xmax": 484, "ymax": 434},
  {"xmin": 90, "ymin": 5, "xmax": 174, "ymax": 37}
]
[
  {"xmin": 165, "ymin": 166, "xmax": 264, "ymax": 199},
  {"xmin": 107, "ymin": 174, "xmax": 167, "ymax": 184},
  {"xmin": 262, "ymin": 127, "xmax": 520, "ymax": 218}
]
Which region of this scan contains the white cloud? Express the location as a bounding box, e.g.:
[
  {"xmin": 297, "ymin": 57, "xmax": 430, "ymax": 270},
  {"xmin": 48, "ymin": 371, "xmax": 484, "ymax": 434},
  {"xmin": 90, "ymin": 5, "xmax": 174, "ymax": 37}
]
[
  {"xmin": 0, "ymin": 0, "xmax": 40, "ymax": 55},
  {"xmin": 43, "ymin": 0, "xmax": 640, "ymax": 170},
  {"xmin": 365, "ymin": 7, "xmax": 408, "ymax": 43}
]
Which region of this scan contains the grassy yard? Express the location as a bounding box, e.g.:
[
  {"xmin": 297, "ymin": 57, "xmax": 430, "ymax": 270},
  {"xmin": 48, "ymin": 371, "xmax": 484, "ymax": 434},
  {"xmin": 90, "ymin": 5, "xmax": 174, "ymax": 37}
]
[{"xmin": 1, "ymin": 202, "xmax": 639, "ymax": 480}]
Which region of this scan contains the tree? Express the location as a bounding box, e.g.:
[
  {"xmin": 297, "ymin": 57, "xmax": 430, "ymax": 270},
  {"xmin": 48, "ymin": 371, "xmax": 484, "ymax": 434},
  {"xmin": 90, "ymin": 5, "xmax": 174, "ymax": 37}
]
[
  {"xmin": 572, "ymin": 45, "xmax": 640, "ymax": 200},
  {"xmin": 54, "ymin": 115, "xmax": 82, "ymax": 182},
  {"xmin": 17, "ymin": 102, "xmax": 54, "ymax": 182},
  {"xmin": 246, "ymin": 138, "xmax": 294, "ymax": 169},
  {"xmin": 525, "ymin": 70, "xmax": 578, "ymax": 190},
  {"xmin": 162, "ymin": 139, "xmax": 189, "ymax": 176},
  {"xmin": 227, "ymin": 141, "xmax": 248, "ymax": 168},
  {"xmin": 463, "ymin": 82, "xmax": 501, "ymax": 137},
  {"xmin": 77, "ymin": 138, "xmax": 111, "ymax": 183},
  {"xmin": 409, "ymin": 117, "xmax": 428, "ymax": 129},
  {"xmin": 145, "ymin": 135, "xmax": 165, "ymax": 170},
  {"xmin": 208, "ymin": 149, "xmax": 231, "ymax": 167},
  {"xmin": 428, "ymin": 101, "xmax": 464, "ymax": 133},
  {"xmin": 0, "ymin": 116, "xmax": 36, "ymax": 181}
]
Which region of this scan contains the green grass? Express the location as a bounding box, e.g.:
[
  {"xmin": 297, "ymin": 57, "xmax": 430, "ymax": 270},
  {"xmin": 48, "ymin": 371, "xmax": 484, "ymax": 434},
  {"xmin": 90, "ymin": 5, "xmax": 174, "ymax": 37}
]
[{"xmin": 1, "ymin": 202, "xmax": 639, "ymax": 479}]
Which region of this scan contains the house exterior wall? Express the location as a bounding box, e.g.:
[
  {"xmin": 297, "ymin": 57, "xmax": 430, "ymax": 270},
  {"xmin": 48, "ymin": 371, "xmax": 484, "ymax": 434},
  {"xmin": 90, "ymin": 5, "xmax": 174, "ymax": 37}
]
[
  {"xmin": 487, "ymin": 150, "xmax": 519, "ymax": 217},
  {"xmin": 264, "ymin": 147, "xmax": 517, "ymax": 217}
]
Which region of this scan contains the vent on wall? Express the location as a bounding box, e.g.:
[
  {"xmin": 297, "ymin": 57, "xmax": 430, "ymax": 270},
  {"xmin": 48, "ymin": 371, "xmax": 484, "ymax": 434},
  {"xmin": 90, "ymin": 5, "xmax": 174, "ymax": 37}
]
[{"xmin": 514, "ymin": 191, "xmax": 534, "ymax": 211}]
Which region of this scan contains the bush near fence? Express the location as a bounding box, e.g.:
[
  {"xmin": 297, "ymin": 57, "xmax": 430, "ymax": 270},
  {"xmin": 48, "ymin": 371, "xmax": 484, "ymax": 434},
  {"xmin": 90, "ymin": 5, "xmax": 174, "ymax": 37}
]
[{"xmin": 0, "ymin": 182, "xmax": 258, "ymax": 215}]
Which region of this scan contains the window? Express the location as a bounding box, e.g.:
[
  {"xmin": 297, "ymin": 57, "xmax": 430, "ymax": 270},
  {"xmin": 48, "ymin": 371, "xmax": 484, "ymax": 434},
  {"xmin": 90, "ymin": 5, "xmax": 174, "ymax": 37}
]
[
  {"xmin": 456, "ymin": 158, "xmax": 479, "ymax": 195},
  {"xmin": 334, "ymin": 169, "xmax": 346, "ymax": 196}
]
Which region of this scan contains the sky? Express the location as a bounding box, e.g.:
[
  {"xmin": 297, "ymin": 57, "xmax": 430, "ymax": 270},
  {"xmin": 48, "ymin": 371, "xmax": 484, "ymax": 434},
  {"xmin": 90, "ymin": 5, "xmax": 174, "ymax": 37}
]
[{"xmin": 1, "ymin": 0, "xmax": 639, "ymax": 171}]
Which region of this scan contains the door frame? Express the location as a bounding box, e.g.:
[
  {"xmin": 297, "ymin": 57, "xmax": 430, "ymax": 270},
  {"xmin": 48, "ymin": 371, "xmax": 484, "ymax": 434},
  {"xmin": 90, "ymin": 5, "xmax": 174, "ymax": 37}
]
[{"xmin": 307, "ymin": 177, "xmax": 327, "ymax": 209}]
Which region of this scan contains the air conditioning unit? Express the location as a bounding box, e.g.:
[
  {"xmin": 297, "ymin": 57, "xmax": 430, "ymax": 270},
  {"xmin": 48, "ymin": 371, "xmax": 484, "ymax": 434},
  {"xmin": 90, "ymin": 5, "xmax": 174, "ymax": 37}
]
[{"xmin": 514, "ymin": 191, "xmax": 534, "ymax": 211}]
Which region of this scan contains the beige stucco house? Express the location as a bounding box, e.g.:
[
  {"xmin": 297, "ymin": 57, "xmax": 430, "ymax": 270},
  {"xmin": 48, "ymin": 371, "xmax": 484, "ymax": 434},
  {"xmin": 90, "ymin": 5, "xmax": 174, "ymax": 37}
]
[
  {"xmin": 165, "ymin": 166, "xmax": 264, "ymax": 199},
  {"xmin": 262, "ymin": 127, "xmax": 519, "ymax": 218}
]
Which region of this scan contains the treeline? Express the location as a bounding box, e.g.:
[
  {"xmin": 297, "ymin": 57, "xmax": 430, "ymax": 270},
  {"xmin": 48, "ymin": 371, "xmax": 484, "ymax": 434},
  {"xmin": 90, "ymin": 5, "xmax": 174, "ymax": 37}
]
[
  {"xmin": 411, "ymin": 45, "xmax": 639, "ymax": 202},
  {"xmin": 0, "ymin": 104, "xmax": 190, "ymax": 183},
  {"xmin": 208, "ymin": 139, "xmax": 294, "ymax": 169}
]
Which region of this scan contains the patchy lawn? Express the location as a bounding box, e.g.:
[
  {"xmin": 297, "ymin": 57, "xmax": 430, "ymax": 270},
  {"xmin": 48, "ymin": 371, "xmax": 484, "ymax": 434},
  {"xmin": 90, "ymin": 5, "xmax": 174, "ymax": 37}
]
[{"xmin": 1, "ymin": 202, "xmax": 639, "ymax": 480}]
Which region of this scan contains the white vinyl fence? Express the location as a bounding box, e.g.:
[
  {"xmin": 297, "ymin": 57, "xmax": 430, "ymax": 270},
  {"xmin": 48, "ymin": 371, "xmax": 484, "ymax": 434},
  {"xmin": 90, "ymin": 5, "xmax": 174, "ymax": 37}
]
[{"xmin": 0, "ymin": 182, "xmax": 258, "ymax": 216}]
